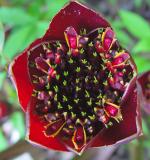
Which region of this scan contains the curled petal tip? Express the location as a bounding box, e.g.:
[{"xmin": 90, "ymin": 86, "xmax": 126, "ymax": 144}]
[{"xmin": 64, "ymin": 26, "xmax": 78, "ymax": 49}]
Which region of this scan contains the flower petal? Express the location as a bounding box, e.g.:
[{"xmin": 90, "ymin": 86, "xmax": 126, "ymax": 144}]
[
  {"xmin": 72, "ymin": 124, "xmax": 86, "ymax": 152},
  {"xmin": 26, "ymin": 96, "xmax": 68, "ymax": 151},
  {"xmin": 91, "ymin": 80, "xmax": 142, "ymax": 147},
  {"xmin": 0, "ymin": 101, "xmax": 10, "ymax": 119},
  {"xmin": 102, "ymin": 27, "xmax": 115, "ymax": 52},
  {"xmin": 44, "ymin": 119, "xmax": 66, "ymax": 138},
  {"xmin": 64, "ymin": 26, "xmax": 78, "ymax": 49},
  {"xmin": 43, "ymin": 1, "xmax": 110, "ymax": 41},
  {"xmin": 138, "ymin": 71, "xmax": 150, "ymax": 114},
  {"xmin": 9, "ymin": 39, "xmax": 42, "ymax": 111}
]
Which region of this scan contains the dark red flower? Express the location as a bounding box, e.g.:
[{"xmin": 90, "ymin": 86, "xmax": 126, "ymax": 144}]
[
  {"xmin": 9, "ymin": 1, "xmax": 142, "ymax": 154},
  {"xmin": 138, "ymin": 71, "xmax": 150, "ymax": 114},
  {"xmin": 0, "ymin": 101, "xmax": 10, "ymax": 120}
]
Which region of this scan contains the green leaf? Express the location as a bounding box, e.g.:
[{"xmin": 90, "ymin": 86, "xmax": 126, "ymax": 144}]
[
  {"xmin": 132, "ymin": 37, "xmax": 150, "ymax": 53},
  {"xmin": 3, "ymin": 25, "xmax": 36, "ymax": 60},
  {"xmin": 0, "ymin": 72, "xmax": 6, "ymax": 89},
  {"xmin": 133, "ymin": 56, "xmax": 150, "ymax": 73},
  {"xmin": 45, "ymin": 0, "xmax": 69, "ymax": 20},
  {"xmin": 4, "ymin": 81, "xmax": 18, "ymax": 105},
  {"xmin": 147, "ymin": 0, "xmax": 150, "ymax": 6},
  {"xmin": 10, "ymin": 112, "xmax": 25, "ymax": 138},
  {"xmin": 10, "ymin": 0, "xmax": 30, "ymax": 6},
  {"xmin": 2, "ymin": 21, "xmax": 48, "ymax": 64},
  {"xmin": 36, "ymin": 21, "xmax": 49, "ymax": 37},
  {"xmin": 119, "ymin": 10, "xmax": 150, "ymax": 39},
  {"xmin": 108, "ymin": 0, "xmax": 117, "ymax": 6},
  {"xmin": 134, "ymin": 0, "xmax": 142, "ymax": 8},
  {"xmin": 111, "ymin": 20, "xmax": 124, "ymax": 29},
  {"xmin": 0, "ymin": 7, "xmax": 36, "ymax": 26},
  {"xmin": 111, "ymin": 20, "xmax": 132, "ymax": 47},
  {"xmin": 115, "ymin": 29, "xmax": 132, "ymax": 47},
  {"xmin": 142, "ymin": 119, "xmax": 149, "ymax": 136},
  {"xmin": 27, "ymin": 1, "xmax": 44, "ymax": 17},
  {"xmin": 143, "ymin": 141, "xmax": 150, "ymax": 148},
  {"xmin": 1, "ymin": 21, "xmax": 47, "ymax": 98},
  {"xmin": 0, "ymin": 129, "xmax": 8, "ymax": 151},
  {"xmin": 0, "ymin": 23, "xmax": 5, "ymax": 53}
]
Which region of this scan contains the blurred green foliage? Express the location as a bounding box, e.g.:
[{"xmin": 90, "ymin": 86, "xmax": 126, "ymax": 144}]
[
  {"xmin": 10, "ymin": 112, "xmax": 25, "ymax": 138},
  {"xmin": 0, "ymin": 23, "xmax": 5, "ymax": 53},
  {"xmin": 0, "ymin": 129, "xmax": 8, "ymax": 151}
]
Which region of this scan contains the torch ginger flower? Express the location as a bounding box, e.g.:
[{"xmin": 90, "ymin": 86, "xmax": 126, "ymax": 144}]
[{"xmin": 9, "ymin": 1, "xmax": 142, "ymax": 154}]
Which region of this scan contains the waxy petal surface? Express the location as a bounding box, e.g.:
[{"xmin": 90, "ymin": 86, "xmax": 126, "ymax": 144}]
[
  {"xmin": 27, "ymin": 96, "xmax": 68, "ymax": 151},
  {"xmin": 43, "ymin": 1, "xmax": 110, "ymax": 41},
  {"xmin": 9, "ymin": 39, "xmax": 42, "ymax": 111},
  {"xmin": 91, "ymin": 79, "xmax": 142, "ymax": 147}
]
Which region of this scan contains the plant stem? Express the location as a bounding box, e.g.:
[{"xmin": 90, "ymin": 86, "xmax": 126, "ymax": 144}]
[{"xmin": 129, "ymin": 140, "xmax": 143, "ymax": 160}]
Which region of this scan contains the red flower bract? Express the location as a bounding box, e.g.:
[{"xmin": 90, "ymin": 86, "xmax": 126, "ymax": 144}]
[
  {"xmin": 9, "ymin": 1, "xmax": 142, "ymax": 154},
  {"xmin": 138, "ymin": 71, "xmax": 150, "ymax": 114},
  {"xmin": 0, "ymin": 101, "xmax": 11, "ymax": 120}
]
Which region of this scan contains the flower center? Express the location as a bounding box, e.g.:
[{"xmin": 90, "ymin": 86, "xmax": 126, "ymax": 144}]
[{"xmin": 28, "ymin": 27, "xmax": 135, "ymax": 152}]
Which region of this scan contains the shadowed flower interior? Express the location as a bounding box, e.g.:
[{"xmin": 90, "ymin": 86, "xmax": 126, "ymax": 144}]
[{"xmin": 27, "ymin": 26, "xmax": 135, "ymax": 153}]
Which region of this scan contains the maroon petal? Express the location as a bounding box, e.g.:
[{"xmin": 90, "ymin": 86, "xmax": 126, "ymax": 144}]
[
  {"xmin": 138, "ymin": 71, "xmax": 150, "ymax": 114},
  {"xmin": 9, "ymin": 39, "xmax": 42, "ymax": 111},
  {"xmin": 44, "ymin": 119, "xmax": 66, "ymax": 137},
  {"xmin": 72, "ymin": 124, "xmax": 86, "ymax": 152},
  {"xmin": 35, "ymin": 57, "xmax": 50, "ymax": 73},
  {"xmin": 26, "ymin": 96, "xmax": 68, "ymax": 151},
  {"xmin": 0, "ymin": 101, "xmax": 10, "ymax": 119},
  {"xmin": 64, "ymin": 26, "xmax": 78, "ymax": 49},
  {"xmin": 91, "ymin": 78, "xmax": 142, "ymax": 147},
  {"xmin": 102, "ymin": 27, "xmax": 115, "ymax": 52},
  {"xmin": 43, "ymin": 1, "xmax": 110, "ymax": 41}
]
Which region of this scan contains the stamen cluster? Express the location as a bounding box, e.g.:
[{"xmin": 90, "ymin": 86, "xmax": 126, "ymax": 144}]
[{"xmin": 28, "ymin": 27, "xmax": 134, "ymax": 151}]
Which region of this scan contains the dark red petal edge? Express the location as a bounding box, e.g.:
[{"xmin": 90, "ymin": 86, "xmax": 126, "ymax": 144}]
[
  {"xmin": 8, "ymin": 39, "xmax": 42, "ymax": 112},
  {"xmin": 138, "ymin": 71, "xmax": 150, "ymax": 93},
  {"xmin": 26, "ymin": 96, "xmax": 68, "ymax": 152},
  {"xmin": 43, "ymin": 1, "xmax": 110, "ymax": 41},
  {"xmin": 91, "ymin": 76, "xmax": 142, "ymax": 148},
  {"xmin": 138, "ymin": 71, "xmax": 150, "ymax": 114}
]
